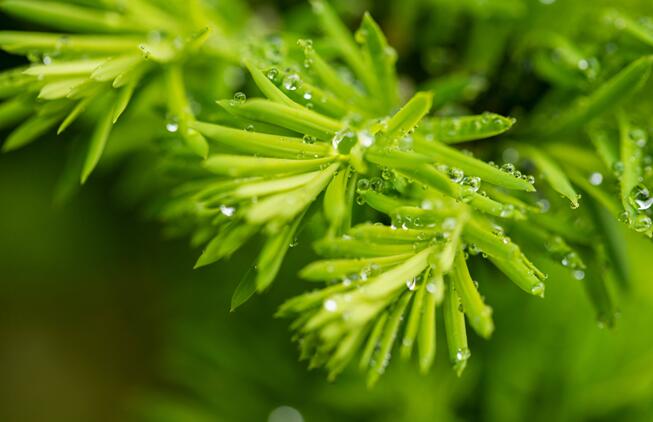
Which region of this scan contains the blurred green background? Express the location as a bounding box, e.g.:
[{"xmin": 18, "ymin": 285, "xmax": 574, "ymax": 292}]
[{"xmin": 2, "ymin": 1, "xmax": 653, "ymax": 421}]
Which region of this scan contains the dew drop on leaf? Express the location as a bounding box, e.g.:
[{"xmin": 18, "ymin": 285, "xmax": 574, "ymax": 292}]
[
  {"xmin": 323, "ymin": 298, "xmax": 338, "ymax": 312},
  {"xmin": 283, "ymin": 74, "xmax": 300, "ymax": 91},
  {"xmin": 219, "ymin": 204, "xmax": 236, "ymax": 217},
  {"xmin": 501, "ymin": 163, "xmax": 515, "ymax": 173},
  {"xmin": 232, "ymin": 91, "xmax": 246, "ymax": 105},
  {"xmin": 589, "ymin": 172, "xmax": 603, "ymax": 186},
  {"xmin": 633, "ymin": 214, "xmax": 652, "ymax": 232}
]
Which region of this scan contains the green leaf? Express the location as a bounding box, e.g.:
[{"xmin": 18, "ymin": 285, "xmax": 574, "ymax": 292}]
[
  {"xmin": 400, "ymin": 273, "xmax": 426, "ymax": 360},
  {"xmin": 299, "ymin": 254, "xmax": 413, "ymax": 281},
  {"xmin": 0, "ymin": 67, "xmax": 33, "ymax": 98},
  {"xmin": 420, "ymin": 113, "xmax": 515, "ymax": 144},
  {"xmin": 359, "ymin": 312, "xmax": 388, "ymax": 370},
  {"xmin": 38, "ymin": 77, "xmax": 88, "ymax": 100},
  {"xmin": 246, "ymin": 163, "xmax": 339, "ymax": 225},
  {"xmin": 2, "ymin": 112, "xmax": 61, "ymax": 152},
  {"xmin": 0, "ymin": 0, "xmax": 141, "ymax": 33},
  {"xmin": 323, "ymin": 167, "xmax": 353, "ymax": 237},
  {"xmin": 367, "ymin": 152, "xmax": 524, "ymax": 219},
  {"xmin": 204, "ymin": 155, "xmax": 335, "ymax": 177},
  {"xmin": 0, "ymin": 96, "xmax": 32, "ymax": 131},
  {"xmin": 256, "ymin": 215, "xmax": 303, "ymax": 291},
  {"xmin": 443, "ymin": 277, "xmax": 470, "ymax": 376},
  {"xmin": 449, "ymin": 247, "xmax": 494, "ymax": 338},
  {"xmin": 218, "ymin": 98, "xmax": 342, "ymax": 141},
  {"xmin": 112, "ymin": 79, "xmax": 137, "ymax": 123},
  {"xmin": 58, "ymin": 96, "xmax": 93, "ymax": 134},
  {"xmin": 367, "ymin": 291, "xmax": 411, "ymax": 387},
  {"xmin": 231, "ymin": 172, "xmax": 321, "ymax": 199},
  {"xmin": 518, "ymin": 144, "xmax": 580, "ymax": 207},
  {"xmin": 418, "ymin": 272, "xmax": 439, "ymax": 373},
  {"xmin": 192, "ymin": 121, "xmax": 332, "ymax": 158},
  {"xmin": 230, "ymin": 266, "xmax": 257, "ymax": 312},
  {"xmin": 358, "ymin": 12, "xmax": 398, "ymax": 111},
  {"xmin": 544, "ymin": 56, "xmax": 653, "ymax": 135},
  {"xmin": 422, "ymin": 72, "xmax": 487, "ymax": 109},
  {"xmin": 264, "ymin": 65, "xmax": 351, "ymax": 119},
  {"xmin": 24, "ymin": 59, "xmax": 105, "ymax": 77},
  {"xmin": 413, "ymin": 136, "xmax": 535, "ymax": 191},
  {"xmin": 313, "ymin": 237, "xmax": 423, "ymax": 258},
  {"xmin": 617, "ymin": 112, "xmax": 645, "ymax": 220},
  {"xmin": 0, "ymin": 31, "xmax": 141, "ymax": 54},
  {"xmin": 91, "ymin": 54, "xmax": 142, "ymax": 82},
  {"xmin": 464, "ymin": 217, "xmax": 547, "ymax": 296},
  {"xmin": 605, "ymin": 8, "xmax": 653, "ymax": 48},
  {"xmin": 194, "ymin": 222, "xmax": 258, "ymax": 269},
  {"xmin": 243, "ymin": 60, "xmax": 299, "ymax": 109},
  {"xmin": 302, "ymin": 48, "xmax": 371, "ymax": 114},
  {"xmin": 81, "ymin": 101, "xmax": 115, "ymax": 183},
  {"xmin": 382, "ymin": 91, "xmax": 432, "ymax": 142},
  {"xmin": 310, "ymin": 0, "xmax": 374, "ymax": 94}
]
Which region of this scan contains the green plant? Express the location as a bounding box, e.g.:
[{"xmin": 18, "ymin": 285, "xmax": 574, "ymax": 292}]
[{"xmin": 1, "ymin": 0, "xmax": 653, "ymax": 388}]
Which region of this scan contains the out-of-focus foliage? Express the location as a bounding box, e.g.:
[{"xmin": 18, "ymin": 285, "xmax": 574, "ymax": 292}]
[{"xmin": 2, "ymin": 0, "xmax": 653, "ymax": 421}]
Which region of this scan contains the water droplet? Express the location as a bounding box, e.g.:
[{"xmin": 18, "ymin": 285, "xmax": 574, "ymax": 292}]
[
  {"xmin": 633, "ymin": 214, "xmax": 652, "ymax": 232},
  {"xmin": 500, "ymin": 204, "xmax": 515, "ymax": 218},
  {"xmin": 266, "ymin": 68, "xmax": 279, "ymax": 81},
  {"xmin": 232, "ymin": 91, "xmax": 246, "ymax": 105},
  {"xmin": 467, "ymin": 243, "xmax": 481, "ymax": 255},
  {"xmin": 561, "ymin": 251, "xmax": 580, "ymax": 269},
  {"xmin": 138, "ymin": 44, "xmax": 151, "ymax": 60},
  {"xmin": 357, "ymin": 130, "xmax": 374, "ymax": 147},
  {"xmin": 455, "ymin": 348, "xmax": 470, "ymax": 362},
  {"xmin": 219, "ymin": 204, "xmax": 236, "ymax": 217},
  {"xmin": 303, "ymin": 91, "xmax": 312, "ymax": 100},
  {"xmin": 629, "ymin": 128, "xmax": 647, "ymax": 147},
  {"xmin": 589, "ymin": 172, "xmax": 603, "ymax": 186},
  {"xmin": 357, "ymin": 178, "xmax": 370, "ymax": 192},
  {"xmin": 537, "ymin": 199, "xmax": 550, "ymax": 213},
  {"xmin": 268, "ymin": 405, "xmax": 304, "ymax": 422},
  {"xmin": 502, "ymin": 148, "xmax": 519, "ymax": 163},
  {"xmin": 617, "ymin": 211, "xmax": 631, "ymax": 224},
  {"xmin": 283, "ymin": 74, "xmax": 301, "ymax": 91},
  {"xmin": 629, "ymin": 184, "xmax": 653, "ymax": 210},
  {"xmin": 245, "ymin": 124, "xmax": 254, "ymax": 131},
  {"xmin": 381, "ymin": 168, "xmax": 393, "ymax": 180},
  {"xmin": 573, "ymin": 270, "xmax": 585, "ymax": 280},
  {"xmin": 42, "ymin": 55, "xmax": 52, "ymax": 65},
  {"xmin": 165, "ymin": 120, "xmax": 179, "ymax": 133},
  {"xmin": 384, "ymin": 46, "xmax": 397, "ymax": 61},
  {"xmin": 530, "ymin": 282, "xmax": 545, "ymax": 297},
  {"xmin": 460, "ymin": 176, "xmax": 481, "ymax": 193},
  {"xmin": 406, "ymin": 278, "xmax": 417, "ymax": 291},
  {"xmin": 370, "ymin": 177, "xmax": 384, "ymax": 192},
  {"xmin": 331, "ymin": 130, "xmax": 356, "ymax": 153},
  {"xmin": 526, "ymin": 175, "xmax": 535, "ymax": 184},
  {"xmin": 612, "ymin": 161, "xmax": 624, "ymax": 176},
  {"xmin": 501, "ymin": 163, "xmax": 515, "ymax": 173},
  {"xmin": 354, "ymin": 28, "xmax": 368, "ymax": 44},
  {"xmin": 323, "ymin": 298, "xmax": 338, "ymax": 312},
  {"xmin": 448, "ymin": 167, "xmax": 464, "ymax": 183},
  {"xmin": 443, "ymin": 217, "xmax": 457, "ymax": 231},
  {"xmin": 297, "ymin": 38, "xmax": 313, "ymax": 50},
  {"xmin": 302, "ymin": 134, "xmax": 316, "ymax": 144}
]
